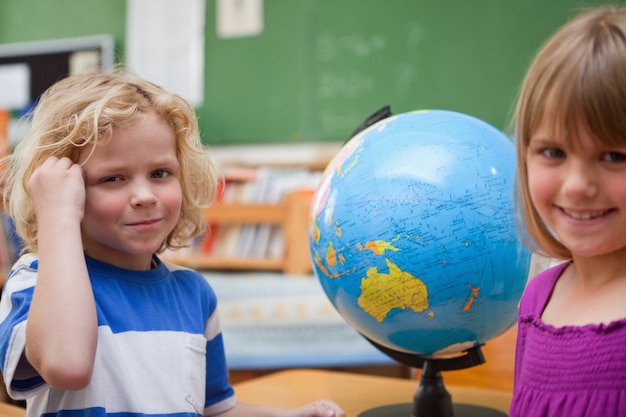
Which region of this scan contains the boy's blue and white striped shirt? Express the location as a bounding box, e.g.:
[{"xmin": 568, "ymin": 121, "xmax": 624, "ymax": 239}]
[{"xmin": 0, "ymin": 254, "xmax": 236, "ymax": 417}]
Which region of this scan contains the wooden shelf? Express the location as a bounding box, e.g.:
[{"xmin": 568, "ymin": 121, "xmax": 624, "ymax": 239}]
[
  {"xmin": 201, "ymin": 203, "xmax": 286, "ymax": 224},
  {"xmin": 161, "ymin": 256, "xmax": 285, "ymax": 271},
  {"xmin": 163, "ymin": 190, "xmax": 314, "ymax": 275}
]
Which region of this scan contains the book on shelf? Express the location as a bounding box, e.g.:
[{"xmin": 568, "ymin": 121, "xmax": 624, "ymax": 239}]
[
  {"xmin": 166, "ymin": 165, "xmax": 321, "ymax": 268},
  {"xmin": 200, "ymin": 175, "xmax": 228, "ymax": 255},
  {"xmin": 212, "ymin": 173, "xmax": 258, "ymax": 258},
  {"xmin": 249, "ymin": 168, "xmax": 320, "ymax": 260}
]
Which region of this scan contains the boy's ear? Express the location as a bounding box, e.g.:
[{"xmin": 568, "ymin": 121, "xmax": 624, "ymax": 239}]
[{"xmin": 346, "ymin": 105, "xmax": 392, "ymax": 143}]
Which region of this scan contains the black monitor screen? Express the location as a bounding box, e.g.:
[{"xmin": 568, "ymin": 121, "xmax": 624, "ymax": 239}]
[{"xmin": 0, "ymin": 35, "xmax": 114, "ymax": 110}]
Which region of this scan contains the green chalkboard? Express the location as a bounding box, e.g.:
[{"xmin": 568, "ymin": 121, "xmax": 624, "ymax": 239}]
[
  {"xmin": 202, "ymin": 0, "xmax": 622, "ymax": 144},
  {"xmin": 0, "ymin": 0, "xmax": 126, "ymax": 50},
  {"xmin": 1, "ymin": 0, "xmax": 623, "ymax": 144}
]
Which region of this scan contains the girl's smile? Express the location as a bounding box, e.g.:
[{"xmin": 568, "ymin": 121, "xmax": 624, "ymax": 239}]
[
  {"xmin": 527, "ymin": 121, "xmax": 626, "ymax": 259},
  {"xmin": 559, "ymin": 208, "xmax": 612, "ymax": 220}
]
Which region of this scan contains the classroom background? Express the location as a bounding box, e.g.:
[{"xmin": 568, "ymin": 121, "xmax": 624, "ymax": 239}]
[
  {"xmin": 1, "ymin": 0, "xmax": 623, "ymax": 146},
  {"xmin": 0, "ymin": 0, "xmax": 622, "ymax": 408}
]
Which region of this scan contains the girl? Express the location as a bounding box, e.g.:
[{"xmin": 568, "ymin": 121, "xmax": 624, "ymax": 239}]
[
  {"xmin": 511, "ymin": 5, "xmax": 626, "ymax": 417},
  {"xmin": 0, "ymin": 71, "xmax": 344, "ymax": 417}
]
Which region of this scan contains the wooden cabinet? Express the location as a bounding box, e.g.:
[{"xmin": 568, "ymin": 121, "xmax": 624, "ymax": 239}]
[
  {"xmin": 162, "ymin": 190, "xmax": 314, "ymax": 275},
  {"xmin": 163, "ymin": 143, "xmax": 342, "ymax": 275}
]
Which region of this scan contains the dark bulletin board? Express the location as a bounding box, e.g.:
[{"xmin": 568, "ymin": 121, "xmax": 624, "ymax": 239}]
[
  {"xmin": 0, "ymin": 36, "xmax": 115, "ymax": 106},
  {"xmin": 201, "ymin": 0, "xmax": 617, "ymax": 144},
  {"xmin": 0, "ymin": 0, "xmax": 125, "ymax": 107},
  {"xmin": 0, "ymin": 53, "xmax": 71, "ymax": 105}
]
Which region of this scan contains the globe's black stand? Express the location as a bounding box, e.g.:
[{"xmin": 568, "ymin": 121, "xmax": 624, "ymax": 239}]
[{"xmin": 359, "ymin": 336, "xmax": 507, "ymax": 417}]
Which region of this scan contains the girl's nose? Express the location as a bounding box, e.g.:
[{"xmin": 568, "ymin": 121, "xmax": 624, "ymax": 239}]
[{"xmin": 562, "ymin": 161, "xmax": 598, "ymax": 199}]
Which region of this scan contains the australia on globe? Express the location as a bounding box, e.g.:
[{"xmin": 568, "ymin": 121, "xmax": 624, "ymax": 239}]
[{"xmin": 308, "ymin": 109, "xmax": 532, "ymax": 357}]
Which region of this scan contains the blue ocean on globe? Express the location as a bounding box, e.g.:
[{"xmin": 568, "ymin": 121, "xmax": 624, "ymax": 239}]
[{"xmin": 308, "ymin": 109, "xmax": 532, "ymax": 356}]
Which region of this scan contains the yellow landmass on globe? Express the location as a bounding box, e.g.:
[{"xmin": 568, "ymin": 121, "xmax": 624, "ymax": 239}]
[
  {"xmin": 325, "ymin": 241, "xmax": 337, "ymax": 267},
  {"xmin": 356, "ymin": 240, "xmax": 399, "ymax": 255},
  {"xmin": 311, "ymin": 219, "xmax": 321, "ymax": 243},
  {"xmin": 313, "ymin": 249, "xmax": 346, "ymax": 279},
  {"xmin": 463, "ymin": 285, "xmax": 480, "ymax": 311},
  {"xmin": 358, "ymin": 259, "xmax": 429, "ymax": 322},
  {"xmin": 337, "ymin": 145, "xmax": 363, "ymax": 177}
]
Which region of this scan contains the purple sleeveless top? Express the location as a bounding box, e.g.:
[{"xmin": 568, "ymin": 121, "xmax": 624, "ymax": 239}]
[{"xmin": 509, "ymin": 262, "xmax": 626, "ymax": 417}]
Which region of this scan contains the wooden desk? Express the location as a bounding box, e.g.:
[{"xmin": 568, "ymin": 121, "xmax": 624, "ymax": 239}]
[
  {"xmin": 0, "ymin": 368, "xmax": 512, "ymax": 417},
  {"xmin": 0, "ymin": 402, "xmax": 24, "ymax": 417},
  {"xmin": 234, "ymin": 369, "xmax": 512, "ymax": 416}
]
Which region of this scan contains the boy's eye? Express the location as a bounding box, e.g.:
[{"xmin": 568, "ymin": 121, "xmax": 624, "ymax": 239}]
[
  {"xmin": 152, "ymin": 169, "xmax": 170, "ymax": 179},
  {"xmin": 103, "ymin": 176, "xmax": 121, "ymax": 183}
]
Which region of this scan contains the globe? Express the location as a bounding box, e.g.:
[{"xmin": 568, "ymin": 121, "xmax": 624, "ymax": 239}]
[{"xmin": 308, "ymin": 109, "xmax": 532, "ymax": 358}]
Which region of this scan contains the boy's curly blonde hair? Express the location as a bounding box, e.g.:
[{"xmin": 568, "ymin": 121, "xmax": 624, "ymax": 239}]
[{"xmin": 3, "ymin": 70, "xmax": 218, "ymax": 254}]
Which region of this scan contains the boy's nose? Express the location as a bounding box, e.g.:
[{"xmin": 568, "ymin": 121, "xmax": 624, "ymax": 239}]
[{"xmin": 131, "ymin": 182, "xmax": 158, "ymax": 206}]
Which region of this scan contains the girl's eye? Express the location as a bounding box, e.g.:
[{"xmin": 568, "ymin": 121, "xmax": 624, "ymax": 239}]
[
  {"xmin": 540, "ymin": 147, "xmax": 565, "ymax": 159},
  {"xmin": 152, "ymin": 169, "xmax": 170, "ymax": 179},
  {"xmin": 103, "ymin": 176, "xmax": 121, "ymax": 183},
  {"xmin": 602, "ymin": 151, "xmax": 626, "ymax": 163}
]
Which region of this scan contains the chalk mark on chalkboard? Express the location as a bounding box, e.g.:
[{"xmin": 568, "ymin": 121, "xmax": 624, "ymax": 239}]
[
  {"xmin": 316, "ymin": 33, "xmax": 387, "ymax": 61},
  {"xmin": 310, "ymin": 22, "xmax": 426, "ymax": 138},
  {"xmin": 395, "ymin": 63, "xmax": 418, "ymax": 91},
  {"xmin": 317, "ymin": 71, "xmax": 375, "ymax": 99},
  {"xmin": 319, "ymin": 109, "xmax": 368, "ymax": 135}
]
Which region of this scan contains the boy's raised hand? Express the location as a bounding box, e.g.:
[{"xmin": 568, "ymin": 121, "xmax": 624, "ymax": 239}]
[
  {"xmin": 24, "ymin": 155, "xmax": 97, "ymax": 390},
  {"xmin": 27, "ymin": 156, "xmax": 86, "ymax": 223}
]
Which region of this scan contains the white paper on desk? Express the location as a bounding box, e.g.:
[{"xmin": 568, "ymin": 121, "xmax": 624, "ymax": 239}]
[
  {"xmin": 0, "ymin": 63, "xmax": 30, "ymax": 110},
  {"xmin": 126, "ymin": 0, "xmax": 205, "ymax": 106}
]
